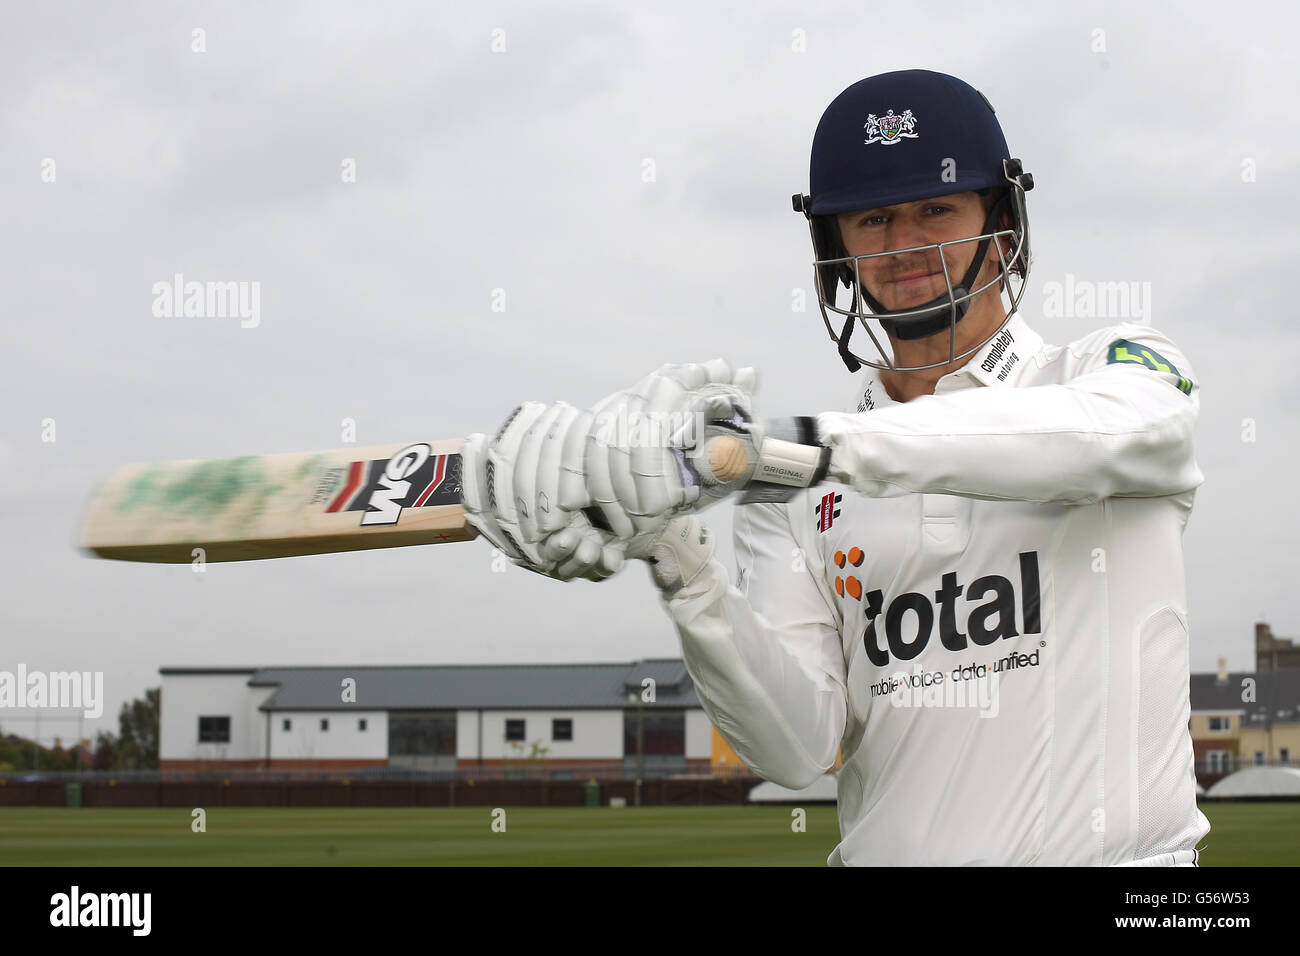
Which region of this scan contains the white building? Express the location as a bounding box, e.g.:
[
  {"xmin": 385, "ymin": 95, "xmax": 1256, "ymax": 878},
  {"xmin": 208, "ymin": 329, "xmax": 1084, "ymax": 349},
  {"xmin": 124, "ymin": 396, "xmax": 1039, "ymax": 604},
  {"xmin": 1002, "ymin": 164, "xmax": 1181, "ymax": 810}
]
[{"xmin": 159, "ymin": 660, "xmax": 740, "ymax": 776}]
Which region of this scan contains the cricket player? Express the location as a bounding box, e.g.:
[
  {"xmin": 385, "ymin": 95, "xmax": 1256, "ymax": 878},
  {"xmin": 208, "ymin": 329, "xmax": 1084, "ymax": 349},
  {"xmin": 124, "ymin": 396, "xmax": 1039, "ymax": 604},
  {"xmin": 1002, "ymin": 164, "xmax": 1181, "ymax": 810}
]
[{"xmin": 462, "ymin": 70, "xmax": 1209, "ymax": 866}]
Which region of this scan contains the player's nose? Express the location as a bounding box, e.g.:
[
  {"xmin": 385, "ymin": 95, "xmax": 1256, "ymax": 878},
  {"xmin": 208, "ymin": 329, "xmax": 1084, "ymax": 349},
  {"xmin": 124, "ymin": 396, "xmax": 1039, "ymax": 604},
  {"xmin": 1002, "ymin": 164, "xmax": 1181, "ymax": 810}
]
[{"xmin": 883, "ymin": 216, "xmax": 930, "ymax": 257}]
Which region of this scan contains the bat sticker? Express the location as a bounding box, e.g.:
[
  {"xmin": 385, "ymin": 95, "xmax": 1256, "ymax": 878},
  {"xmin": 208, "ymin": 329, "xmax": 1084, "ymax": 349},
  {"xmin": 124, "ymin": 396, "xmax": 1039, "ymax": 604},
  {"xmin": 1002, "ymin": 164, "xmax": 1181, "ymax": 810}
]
[{"xmin": 325, "ymin": 444, "xmax": 462, "ymax": 525}]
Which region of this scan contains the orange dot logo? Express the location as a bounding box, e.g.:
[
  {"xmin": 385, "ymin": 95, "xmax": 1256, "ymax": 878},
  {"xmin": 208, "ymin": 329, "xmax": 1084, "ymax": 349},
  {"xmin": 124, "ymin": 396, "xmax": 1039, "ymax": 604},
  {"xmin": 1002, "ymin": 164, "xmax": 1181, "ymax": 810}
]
[{"xmin": 830, "ymin": 544, "xmax": 865, "ymax": 601}]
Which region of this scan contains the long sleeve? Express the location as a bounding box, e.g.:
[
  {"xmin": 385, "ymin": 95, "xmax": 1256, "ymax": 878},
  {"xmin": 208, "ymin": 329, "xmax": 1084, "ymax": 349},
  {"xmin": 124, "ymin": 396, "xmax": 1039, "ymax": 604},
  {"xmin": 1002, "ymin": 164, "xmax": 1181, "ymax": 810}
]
[
  {"xmin": 647, "ymin": 319, "xmax": 1208, "ymax": 864},
  {"xmin": 661, "ymin": 500, "xmax": 848, "ymax": 789},
  {"xmin": 817, "ymin": 325, "xmax": 1203, "ymax": 504}
]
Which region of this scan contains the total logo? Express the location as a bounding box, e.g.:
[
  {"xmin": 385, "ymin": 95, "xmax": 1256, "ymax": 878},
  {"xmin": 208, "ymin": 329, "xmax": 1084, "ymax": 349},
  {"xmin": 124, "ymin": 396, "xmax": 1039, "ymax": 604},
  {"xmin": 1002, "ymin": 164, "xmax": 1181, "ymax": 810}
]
[{"xmin": 837, "ymin": 550, "xmax": 1043, "ymax": 667}]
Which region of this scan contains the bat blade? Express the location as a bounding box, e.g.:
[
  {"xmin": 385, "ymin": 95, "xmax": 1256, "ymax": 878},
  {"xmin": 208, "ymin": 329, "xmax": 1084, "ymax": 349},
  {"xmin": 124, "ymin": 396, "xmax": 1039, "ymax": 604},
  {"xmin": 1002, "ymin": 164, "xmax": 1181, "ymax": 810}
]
[{"xmin": 81, "ymin": 439, "xmax": 477, "ymax": 563}]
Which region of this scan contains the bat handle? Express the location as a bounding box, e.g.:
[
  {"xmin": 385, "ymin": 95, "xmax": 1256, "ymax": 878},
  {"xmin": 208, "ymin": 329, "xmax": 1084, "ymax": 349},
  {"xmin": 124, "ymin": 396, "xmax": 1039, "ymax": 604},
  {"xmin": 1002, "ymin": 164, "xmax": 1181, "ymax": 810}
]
[
  {"xmin": 697, "ymin": 419, "xmax": 831, "ymax": 495},
  {"xmin": 701, "ymin": 434, "xmax": 750, "ymax": 484}
]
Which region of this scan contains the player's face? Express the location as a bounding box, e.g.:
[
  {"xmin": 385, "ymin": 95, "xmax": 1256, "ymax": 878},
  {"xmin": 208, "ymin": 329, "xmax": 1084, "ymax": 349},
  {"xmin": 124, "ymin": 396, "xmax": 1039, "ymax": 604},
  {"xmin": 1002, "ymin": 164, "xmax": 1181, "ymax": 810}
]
[{"xmin": 836, "ymin": 192, "xmax": 1003, "ymax": 313}]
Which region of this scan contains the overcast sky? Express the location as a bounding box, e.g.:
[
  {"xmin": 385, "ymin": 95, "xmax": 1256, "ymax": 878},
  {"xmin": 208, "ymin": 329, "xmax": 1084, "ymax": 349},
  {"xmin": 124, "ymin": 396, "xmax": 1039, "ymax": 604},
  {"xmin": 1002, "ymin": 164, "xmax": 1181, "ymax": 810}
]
[{"xmin": 2, "ymin": 1, "xmax": 1297, "ymax": 744}]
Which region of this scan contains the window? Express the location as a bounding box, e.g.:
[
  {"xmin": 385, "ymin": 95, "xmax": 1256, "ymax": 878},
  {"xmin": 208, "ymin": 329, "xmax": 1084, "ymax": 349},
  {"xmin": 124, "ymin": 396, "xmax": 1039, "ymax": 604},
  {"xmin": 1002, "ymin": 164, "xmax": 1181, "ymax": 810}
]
[
  {"xmin": 320, "ymin": 718, "xmax": 330, "ymax": 732},
  {"xmin": 389, "ymin": 713, "xmax": 456, "ymax": 756},
  {"xmin": 1255, "ymin": 751, "xmax": 1265, "ymax": 766},
  {"xmin": 358, "ymin": 719, "xmax": 367, "ymax": 732},
  {"xmin": 1207, "ymin": 716, "xmax": 1229, "ymax": 732},
  {"xmin": 624, "ymin": 710, "xmax": 685, "ymax": 756},
  {"xmin": 505, "ymin": 719, "xmax": 525, "ymax": 742},
  {"xmin": 1282, "ymin": 748, "xmax": 1291, "ymax": 764},
  {"xmin": 282, "ymin": 718, "xmax": 291, "ymax": 731},
  {"xmin": 198, "ymin": 716, "xmax": 230, "ymax": 743},
  {"xmin": 552, "ymin": 718, "xmax": 572, "ymax": 742},
  {"xmin": 1206, "ymin": 751, "xmax": 1230, "ymax": 773}
]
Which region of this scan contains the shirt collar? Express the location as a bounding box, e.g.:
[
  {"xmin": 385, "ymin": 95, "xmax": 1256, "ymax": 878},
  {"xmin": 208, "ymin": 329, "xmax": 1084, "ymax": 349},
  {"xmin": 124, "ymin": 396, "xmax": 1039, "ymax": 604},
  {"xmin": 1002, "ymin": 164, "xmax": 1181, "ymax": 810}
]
[
  {"xmin": 846, "ymin": 365, "xmax": 894, "ymax": 412},
  {"xmin": 845, "ymin": 311, "xmax": 1043, "ymax": 410},
  {"xmin": 937, "ymin": 311, "xmax": 1043, "ymax": 392}
]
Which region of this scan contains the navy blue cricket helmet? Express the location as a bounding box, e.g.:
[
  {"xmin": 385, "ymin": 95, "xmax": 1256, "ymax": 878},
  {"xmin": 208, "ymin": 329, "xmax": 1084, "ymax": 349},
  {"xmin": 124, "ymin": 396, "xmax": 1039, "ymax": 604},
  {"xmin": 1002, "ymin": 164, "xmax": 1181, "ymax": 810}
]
[{"xmin": 792, "ymin": 70, "xmax": 1035, "ymax": 372}]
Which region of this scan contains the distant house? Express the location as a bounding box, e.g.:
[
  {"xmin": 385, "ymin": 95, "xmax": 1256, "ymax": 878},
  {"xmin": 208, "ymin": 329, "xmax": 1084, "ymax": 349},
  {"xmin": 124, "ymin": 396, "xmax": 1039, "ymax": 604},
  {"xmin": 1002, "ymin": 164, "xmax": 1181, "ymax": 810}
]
[
  {"xmin": 1256, "ymin": 621, "xmax": 1300, "ymax": 672},
  {"xmin": 1190, "ymin": 623, "xmax": 1300, "ymax": 787},
  {"xmin": 159, "ymin": 660, "xmax": 751, "ymax": 777}
]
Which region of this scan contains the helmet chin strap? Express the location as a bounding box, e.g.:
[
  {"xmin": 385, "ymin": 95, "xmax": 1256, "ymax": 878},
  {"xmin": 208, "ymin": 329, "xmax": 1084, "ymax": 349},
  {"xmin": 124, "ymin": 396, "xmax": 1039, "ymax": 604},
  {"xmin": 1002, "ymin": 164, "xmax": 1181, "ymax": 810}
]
[
  {"xmin": 856, "ymin": 196, "xmax": 1009, "ymax": 343},
  {"xmin": 837, "ymin": 311, "xmax": 863, "ymax": 372}
]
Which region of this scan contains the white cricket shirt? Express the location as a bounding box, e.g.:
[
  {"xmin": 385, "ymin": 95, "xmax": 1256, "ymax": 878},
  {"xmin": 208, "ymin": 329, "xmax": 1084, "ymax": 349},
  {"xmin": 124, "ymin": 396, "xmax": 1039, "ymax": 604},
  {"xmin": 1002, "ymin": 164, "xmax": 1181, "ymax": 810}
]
[{"xmin": 663, "ymin": 312, "xmax": 1210, "ymax": 865}]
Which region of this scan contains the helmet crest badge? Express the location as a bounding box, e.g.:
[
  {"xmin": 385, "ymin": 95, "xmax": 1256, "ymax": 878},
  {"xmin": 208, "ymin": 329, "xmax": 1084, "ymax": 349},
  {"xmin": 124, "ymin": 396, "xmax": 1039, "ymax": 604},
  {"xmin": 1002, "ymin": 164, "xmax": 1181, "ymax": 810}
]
[{"xmin": 864, "ymin": 109, "xmax": 917, "ymax": 145}]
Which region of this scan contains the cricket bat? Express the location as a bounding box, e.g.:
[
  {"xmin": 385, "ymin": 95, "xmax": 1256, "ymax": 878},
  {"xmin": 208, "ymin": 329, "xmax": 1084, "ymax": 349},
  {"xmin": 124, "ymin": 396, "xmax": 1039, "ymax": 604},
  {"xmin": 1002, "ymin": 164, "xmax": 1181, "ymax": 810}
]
[
  {"xmin": 81, "ymin": 439, "xmax": 477, "ymax": 563},
  {"xmin": 81, "ymin": 436, "xmax": 750, "ymax": 564}
]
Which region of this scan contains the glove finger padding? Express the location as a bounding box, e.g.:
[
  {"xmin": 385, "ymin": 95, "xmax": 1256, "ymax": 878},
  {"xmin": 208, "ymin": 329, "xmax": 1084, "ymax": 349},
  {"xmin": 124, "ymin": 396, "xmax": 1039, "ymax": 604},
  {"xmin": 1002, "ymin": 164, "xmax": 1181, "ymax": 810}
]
[
  {"xmin": 556, "ymin": 531, "xmax": 626, "ymax": 582},
  {"xmin": 586, "ymin": 427, "xmax": 638, "ymax": 539},
  {"xmin": 625, "ymin": 373, "xmax": 696, "ymax": 517},
  {"xmin": 560, "ymin": 387, "xmax": 628, "ymax": 521},
  {"xmin": 555, "ymin": 407, "xmax": 596, "ymax": 517},
  {"xmin": 584, "ymin": 387, "xmax": 641, "ymax": 539},
  {"xmin": 514, "ymin": 401, "xmax": 581, "ymax": 544},
  {"xmin": 466, "ymin": 425, "xmax": 627, "ymax": 582},
  {"xmin": 461, "ymin": 404, "xmax": 557, "ymax": 568},
  {"xmin": 606, "ymin": 360, "xmax": 758, "ymax": 530},
  {"xmin": 536, "ymin": 514, "xmax": 627, "ymax": 582},
  {"xmin": 461, "ymin": 432, "xmax": 523, "ymax": 561},
  {"xmin": 540, "ymin": 526, "xmax": 581, "ymax": 561},
  {"xmin": 731, "ymin": 366, "xmax": 757, "ymax": 396},
  {"xmin": 606, "ymin": 386, "xmax": 687, "ymax": 538},
  {"xmin": 591, "ymin": 384, "xmax": 678, "ymax": 541}
]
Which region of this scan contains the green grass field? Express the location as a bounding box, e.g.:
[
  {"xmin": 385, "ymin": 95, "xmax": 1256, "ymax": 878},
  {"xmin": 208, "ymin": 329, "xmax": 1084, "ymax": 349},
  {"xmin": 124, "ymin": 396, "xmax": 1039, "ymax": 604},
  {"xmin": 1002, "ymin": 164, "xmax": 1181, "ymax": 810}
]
[{"xmin": 0, "ymin": 802, "xmax": 1294, "ymax": 866}]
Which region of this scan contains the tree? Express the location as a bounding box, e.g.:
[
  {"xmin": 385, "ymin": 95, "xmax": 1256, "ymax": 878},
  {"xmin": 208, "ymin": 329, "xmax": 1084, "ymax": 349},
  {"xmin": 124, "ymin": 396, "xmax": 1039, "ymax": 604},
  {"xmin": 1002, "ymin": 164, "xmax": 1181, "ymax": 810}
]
[
  {"xmin": 91, "ymin": 731, "xmax": 117, "ymax": 771},
  {"xmin": 0, "ymin": 734, "xmax": 77, "ymax": 772},
  {"xmin": 97, "ymin": 688, "xmax": 160, "ymax": 770},
  {"xmin": 503, "ymin": 738, "xmax": 550, "ymax": 779},
  {"xmin": 118, "ymin": 687, "xmax": 159, "ymax": 769}
]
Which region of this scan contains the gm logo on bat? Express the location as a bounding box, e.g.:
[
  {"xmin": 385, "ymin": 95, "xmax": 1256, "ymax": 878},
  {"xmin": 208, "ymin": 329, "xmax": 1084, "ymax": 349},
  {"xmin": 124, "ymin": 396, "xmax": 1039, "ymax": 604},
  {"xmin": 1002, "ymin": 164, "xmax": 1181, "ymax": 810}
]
[{"xmin": 325, "ymin": 443, "xmax": 457, "ymax": 526}]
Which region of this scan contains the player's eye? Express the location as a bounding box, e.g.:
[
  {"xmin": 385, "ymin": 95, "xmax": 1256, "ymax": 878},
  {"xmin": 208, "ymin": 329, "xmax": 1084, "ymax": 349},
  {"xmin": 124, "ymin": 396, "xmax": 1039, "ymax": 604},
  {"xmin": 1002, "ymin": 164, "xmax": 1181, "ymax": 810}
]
[
  {"xmin": 924, "ymin": 205, "xmax": 950, "ymax": 216},
  {"xmin": 857, "ymin": 214, "xmax": 888, "ymax": 227}
]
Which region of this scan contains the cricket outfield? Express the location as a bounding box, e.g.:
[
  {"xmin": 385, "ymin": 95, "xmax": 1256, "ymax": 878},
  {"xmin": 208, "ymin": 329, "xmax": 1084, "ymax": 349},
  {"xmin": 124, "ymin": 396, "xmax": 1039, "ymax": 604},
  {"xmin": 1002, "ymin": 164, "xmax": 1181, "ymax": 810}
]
[{"xmin": 1, "ymin": 803, "xmax": 1296, "ymax": 866}]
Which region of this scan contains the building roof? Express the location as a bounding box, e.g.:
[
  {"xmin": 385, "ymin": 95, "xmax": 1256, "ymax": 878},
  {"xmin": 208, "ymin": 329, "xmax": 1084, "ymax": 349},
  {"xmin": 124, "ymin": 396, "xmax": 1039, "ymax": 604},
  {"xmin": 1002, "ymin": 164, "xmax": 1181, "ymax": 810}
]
[
  {"xmin": 1190, "ymin": 670, "xmax": 1300, "ymax": 726},
  {"xmin": 164, "ymin": 660, "xmax": 701, "ymax": 711}
]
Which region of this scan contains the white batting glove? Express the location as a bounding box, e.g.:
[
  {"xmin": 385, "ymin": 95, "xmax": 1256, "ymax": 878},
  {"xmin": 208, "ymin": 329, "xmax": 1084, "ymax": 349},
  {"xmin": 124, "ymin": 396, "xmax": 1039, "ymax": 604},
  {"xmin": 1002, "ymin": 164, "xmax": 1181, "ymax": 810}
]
[
  {"xmin": 461, "ymin": 404, "xmax": 625, "ymax": 582},
  {"xmin": 638, "ymin": 514, "xmax": 716, "ymax": 597},
  {"xmin": 554, "ymin": 360, "xmax": 757, "ymax": 544},
  {"xmin": 477, "ymin": 362, "xmax": 749, "ymax": 585},
  {"xmin": 527, "ymin": 513, "xmax": 716, "ymax": 596}
]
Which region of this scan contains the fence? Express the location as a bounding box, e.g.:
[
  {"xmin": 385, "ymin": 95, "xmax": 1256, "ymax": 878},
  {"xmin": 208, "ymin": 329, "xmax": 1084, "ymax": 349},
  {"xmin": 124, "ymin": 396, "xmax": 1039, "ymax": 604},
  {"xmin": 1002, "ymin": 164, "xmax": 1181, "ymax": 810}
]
[
  {"xmin": 0, "ymin": 775, "xmax": 760, "ymax": 808},
  {"xmin": 1194, "ymin": 755, "xmax": 1299, "ymax": 792},
  {"xmin": 1195, "ymin": 756, "xmax": 1297, "ymax": 775},
  {"xmin": 0, "ymin": 762, "xmax": 756, "ymax": 783}
]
